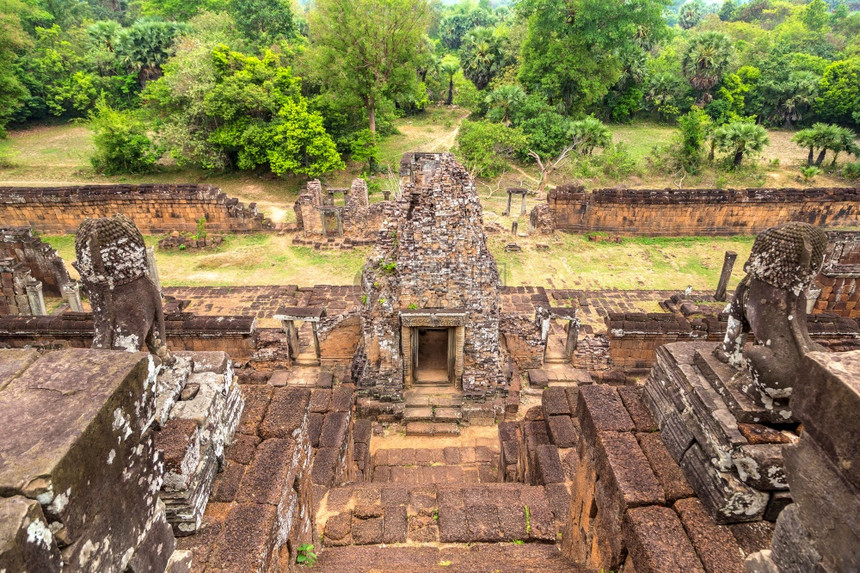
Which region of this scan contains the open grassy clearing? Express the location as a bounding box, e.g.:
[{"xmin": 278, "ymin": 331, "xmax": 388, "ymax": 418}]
[
  {"xmin": 4, "ymin": 108, "xmax": 852, "ymax": 290},
  {"xmin": 42, "ymin": 231, "xmax": 755, "ymax": 291}
]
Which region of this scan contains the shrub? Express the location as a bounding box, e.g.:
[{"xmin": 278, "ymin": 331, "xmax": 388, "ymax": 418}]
[
  {"xmin": 571, "ymin": 143, "xmax": 639, "ymax": 181},
  {"xmin": 843, "ymin": 162, "xmax": 860, "ymax": 180},
  {"xmin": 519, "ymin": 111, "xmax": 574, "ymax": 159},
  {"xmin": 89, "ymin": 99, "xmax": 161, "ymax": 175},
  {"xmin": 454, "ymin": 120, "xmax": 527, "ymax": 177},
  {"xmin": 569, "ymin": 116, "xmax": 612, "ymax": 155},
  {"xmin": 799, "ymin": 165, "xmax": 822, "ymax": 183},
  {"xmin": 675, "ymin": 108, "xmax": 711, "ymax": 174}
]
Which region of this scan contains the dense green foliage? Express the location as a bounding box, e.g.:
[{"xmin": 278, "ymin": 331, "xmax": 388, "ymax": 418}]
[
  {"xmin": 455, "ymin": 119, "xmax": 527, "ymax": 176},
  {"xmin": 89, "ymin": 98, "xmax": 161, "ymax": 174},
  {"xmin": 1, "ymin": 0, "xmax": 859, "ymax": 180}
]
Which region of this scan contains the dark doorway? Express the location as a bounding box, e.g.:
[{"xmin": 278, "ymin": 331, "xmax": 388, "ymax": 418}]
[{"xmin": 415, "ymin": 328, "xmax": 450, "ymax": 385}]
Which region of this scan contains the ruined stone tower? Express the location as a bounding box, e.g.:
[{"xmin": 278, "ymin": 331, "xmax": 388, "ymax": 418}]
[{"xmin": 354, "ymin": 152, "xmax": 506, "ymax": 400}]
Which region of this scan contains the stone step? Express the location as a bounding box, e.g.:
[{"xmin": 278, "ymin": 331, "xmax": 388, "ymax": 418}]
[
  {"xmin": 406, "ymin": 422, "xmax": 460, "ymax": 437},
  {"xmin": 433, "ymin": 407, "xmax": 462, "ymax": 423},
  {"xmin": 313, "ymin": 543, "xmax": 580, "ymax": 572},
  {"xmin": 403, "ymin": 407, "xmax": 434, "ymax": 422},
  {"xmin": 318, "ymin": 483, "xmax": 568, "ymax": 547}
]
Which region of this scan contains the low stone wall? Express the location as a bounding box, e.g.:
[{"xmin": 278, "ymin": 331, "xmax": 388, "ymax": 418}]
[
  {"xmin": 606, "ymin": 312, "xmax": 859, "ymax": 374},
  {"xmin": 545, "ymin": 185, "xmax": 859, "ymax": 236},
  {"xmin": 0, "ymin": 184, "xmax": 267, "ymax": 235},
  {"xmin": 0, "ymin": 312, "xmax": 257, "ymax": 359}
]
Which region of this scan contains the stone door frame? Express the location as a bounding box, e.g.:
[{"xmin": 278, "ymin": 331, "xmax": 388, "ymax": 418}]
[{"xmin": 400, "ymin": 310, "xmax": 467, "ymax": 388}]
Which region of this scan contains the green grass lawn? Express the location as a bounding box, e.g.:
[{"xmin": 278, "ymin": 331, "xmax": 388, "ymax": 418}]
[
  {"xmin": 610, "ymin": 122, "xmax": 676, "ymax": 163},
  {"xmin": 42, "ymin": 231, "xmax": 755, "ymax": 291}
]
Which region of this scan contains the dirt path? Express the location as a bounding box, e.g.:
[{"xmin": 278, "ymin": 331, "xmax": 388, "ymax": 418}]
[{"xmin": 425, "ymin": 110, "xmax": 471, "ymax": 152}]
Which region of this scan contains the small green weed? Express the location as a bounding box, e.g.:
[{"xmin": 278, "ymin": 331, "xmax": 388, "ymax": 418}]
[
  {"xmin": 512, "ymin": 539, "xmax": 524, "ymax": 545},
  {"xmin": 296, "ymin": 543, "xmax": 317, "ymax": 566},
  {"xmin": 524, "ymin": 505, "xmax": 531, "ymax": 534}
]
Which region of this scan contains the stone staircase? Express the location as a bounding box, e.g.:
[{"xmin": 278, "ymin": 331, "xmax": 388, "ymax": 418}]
[{"xmin": 403, "ymin": 387, "xmax": 464, "ymax": 436}]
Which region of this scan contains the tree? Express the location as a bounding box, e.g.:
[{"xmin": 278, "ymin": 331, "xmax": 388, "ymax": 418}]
[
  {"xmin": 439, "ymin": 55, "xmax": 459, "ymax": 105},
  {"xmin": 228, "ymin": 0, "xmax": 294, "ymax": 46},
  {"xmin": 115, "ymin": 19, "xmax": 186, "ymax": 88},
  {"xmin": 828, "ymin": 126, "xmax": 860, "ymax": 166},
  {"xmin": 454, "ymin": 119, "xmax": 527, "ymax": 177},
  {"xmin": 757, "ymin": 70, "xmax": 819, "ymax": 128},
  {"xmin": 518, "ymin": 0, "xmax": 669, "ymax": 114},
  {"xmin": 718, "ymin": 0, "xmax": 737, "ymax": 21},
  {"xmin": 800, "ymin": 0, "xmax": 830, "ymax": 32},
  {"xmin": 459, "ymin": 27, "xmax": 506, "ymax": 91},
  {"xmin": 682, "ymin": 31, "xmax": 733, "ymax": 103},
  {"xmin": 146, "ymin": 44, "xmax": 343, "ymax": 176},
  {"xmin": 485, "ymin": 84, "xmax": 524, "ymax": 124},
  {"xmin": 529, "ymin": 145, "xmax": 573, "ymax": 198},
  {"xmin": 676, "ymin": 107, "xmax": 711, "ymax": 172},
  {"xmin": 713, "ymin": 121, "xmax": 768, "ymax": 167},
  {"xmin": 793, "ymin": 123, "xmax": 859, "ymax": 166},
  {"xmin": 568, "ymin": 116, "xmax": 612, "ymax": 155},
  {"xmin": 438, "ymin": 2, "xmax": 495, "ymax": 50},
  {"xmin": 138, "ymin": 0, "xmax": 228, "ymax": 21},
  {"xmin": 678, "ymin": 0, "xmax": 704, "ymax": 29},
  {"xmin": 89, "ymin": 99, "xmax": 161, "ymax": 174},
  {"xmin": 0, "ymin": 0, "xmax": 32, "ymax": 135},
  {"xmin": 308, "ymin": 0, "xmax": 430, "ymax": 134},
  {"xmin": 813, "ymin": 58, "xmax": 860, "ymax": 128}
]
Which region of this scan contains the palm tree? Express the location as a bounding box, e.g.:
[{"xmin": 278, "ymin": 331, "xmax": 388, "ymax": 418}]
[
  {"xmin": 678, "ymin": 0, "xmax": 704, "ymax": 29},
  {"xmin": 682, "ymin": 32, "xmax": 733, "ymax": 104},
  {"xmin": 485, "ymin": 84, "xmax": 525, "ymax": 125},
  {"xmin": 713, "ymin": 121, "xmax": 769, "ymax": 167},
  {"xmin": 569, "ymin": 116, "xmax": 612, "ymax": 155},
  {"xmin": 829, "ymin": 126, "xmax": 860, "ymax": 167},
  {"xmin": 439, "ymin": 55, "xmax": 460, "ymax": 105},
  {"xmin": 460, "ymin": 27, "xmax": 504, "ymax": 91},
  {"xmin": 792, "ymin": 123, "xmax": 850, "ymax": 166}
]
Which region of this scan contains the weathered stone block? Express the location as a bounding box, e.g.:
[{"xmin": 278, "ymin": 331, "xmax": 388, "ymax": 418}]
[
  {"xmin": 680, "ymin": 444, "xmax": 768, "ymax": 524},
  {"xmin": 319, "ymin": 411, "xmax": 351, "ymax": 448},
  {"xmin": 793, "ymin": 351, "xmax": 860, "ymax": 490},
  {"xmin": 236, "ymin": 439, "xmax": 296, "ymax": 506},
  {"xmin": 259, "ymin": 388, "xmax": 310, "ymax": 440},
  {"xmin": 0, "ymin": 349, "xmax": 162, "ymax": 572},
  {"xmin": 208, "ymin": 503, "xmax": 279, "ymax": 571},
  {"xmin": 674, "ymin": 497, "xmax": 745, "ymax": 573},
  {"xmin": 783, "ymin": 434, "xmax": 860, "ymax": 573},
  {"xmin": 769, "ymin": 504, "xmax": 823, "ymax": 573},
  {"xmin": 578, "ymin": 385, "xmax": 635, "ymax": 447},
  {"xmin": 0, "ymin": 496, "xmax": 62, "ymax": 573},
  {"xmin": 636, "ymin": 432, "xmax": 695, "ymax": 502},
  {"xmin": 547, "ymin": 415, "xmax": 577, "ymax": 448},
  {"xmin": 623, "ymin": 505, "xmax": 705, "ymax": 573},
  {"xmin": 535, "ymin": 444, "xmax": 565, "ymax": 485},
  {"xmin": 542, "ymin": 387, "xmax": 571, "ymax": 417}
]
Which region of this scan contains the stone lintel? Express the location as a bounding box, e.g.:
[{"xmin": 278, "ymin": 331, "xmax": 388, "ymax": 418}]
[
  {"xmin": 399, "ymin": 309, "xmax": 468, "ymax": 328},
  {"xmin": 274, "ymin": 306, "xmax": 326, "ymax": 322}
]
